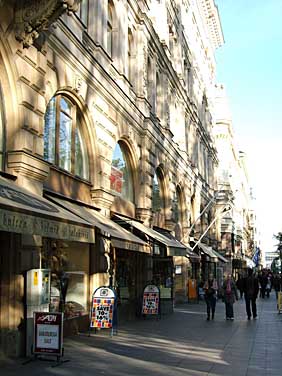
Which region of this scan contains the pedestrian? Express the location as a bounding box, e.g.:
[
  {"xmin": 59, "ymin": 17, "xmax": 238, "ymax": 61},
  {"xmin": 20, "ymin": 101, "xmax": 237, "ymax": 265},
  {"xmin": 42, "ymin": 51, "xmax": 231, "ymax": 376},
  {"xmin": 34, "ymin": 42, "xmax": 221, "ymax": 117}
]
[
  {"xmin": 273, "ymin": 273, "xmax": 281, "ymax": 299},
  {"xmin": 236, "ymin": 274, "xmax": 244, "ymax": 299},
  {"xmin": 243, "ymin": 268, "xmax": 259, "ymax": 320},
  {"xmin": 222, "ymin": 274, "xmax": 238, "ymax": 320},
  {"xmin": 203, "ymin": 275, "xmax": 218, "ymax": 321},
  {"xmin": 259, "ymin": 271, "xmax": 267, "ymax": 298}
]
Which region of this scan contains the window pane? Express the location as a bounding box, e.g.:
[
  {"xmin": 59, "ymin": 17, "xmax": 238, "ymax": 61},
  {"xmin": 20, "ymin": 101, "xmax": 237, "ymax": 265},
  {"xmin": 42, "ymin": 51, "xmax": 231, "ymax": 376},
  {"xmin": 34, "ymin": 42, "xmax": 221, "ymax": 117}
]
[
  {"xmin": 75, "ymin": 126, "xmax": 89, "ymax": 180},
  {"xmin": 152, "ymin": 173, "xmax": 161, "ymax": 212},
  {"xmin": 44, "ymin": 97, "xmax": 56, "ymax": 163},
  {"xmin": 60, "ymin": 97, "xmax": 72, "ymax": 115},
  {"xmin": 110, "ymin": 143, "xmax": 133, "ymax": 201},
  {"xmin": 59, "ymin": 111, "xmax": 72, "ymax": 171},
  {"xmin": 79, "ymin": 0, "xmax": 88, "ymax": 26}
]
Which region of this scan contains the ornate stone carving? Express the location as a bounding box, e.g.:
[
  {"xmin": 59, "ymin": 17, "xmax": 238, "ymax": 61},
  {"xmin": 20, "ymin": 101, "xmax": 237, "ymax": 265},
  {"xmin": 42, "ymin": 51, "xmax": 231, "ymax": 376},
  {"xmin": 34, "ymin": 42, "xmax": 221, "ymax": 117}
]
[{"xmin": 14, "ymin": 0, "xmax": 81, "ymax": 48}]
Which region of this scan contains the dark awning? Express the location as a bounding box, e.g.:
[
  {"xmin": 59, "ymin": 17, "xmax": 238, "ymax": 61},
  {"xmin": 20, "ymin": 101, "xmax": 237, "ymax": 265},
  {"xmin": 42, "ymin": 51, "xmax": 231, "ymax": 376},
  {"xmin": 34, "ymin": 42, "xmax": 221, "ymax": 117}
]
[
  {"xmin": 198, "ymin": 243, "xmax": 218, "ymax": 262},
  {"xmin": 114, "ymin": 215, "xmax": 187, "ymax": 256},
  {"xmin": 0, "ymin": 176, "xmax": 95, "ymax": 243},
  {"xmin": 45, "ymin": 195, "xmax": 150, "ymax": 253}
]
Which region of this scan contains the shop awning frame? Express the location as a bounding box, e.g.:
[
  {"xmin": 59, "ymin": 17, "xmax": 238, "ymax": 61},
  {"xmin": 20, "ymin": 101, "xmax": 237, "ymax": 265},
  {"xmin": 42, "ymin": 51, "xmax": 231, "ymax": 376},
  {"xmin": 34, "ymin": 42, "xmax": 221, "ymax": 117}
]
[
  {"xmin": 113, "ymin": 215, "xmax": 188, "ymax": 257},
  {"xmin": 212, "ymin": 250, "xmax": 229, "ymax": 263},
  {"xmin": 45, "ymin": 195, "xmax": 150, "ymax": 253},
  {"xmin": 0, "ymin": 176, "xmax": 95, "ymax": 243}
]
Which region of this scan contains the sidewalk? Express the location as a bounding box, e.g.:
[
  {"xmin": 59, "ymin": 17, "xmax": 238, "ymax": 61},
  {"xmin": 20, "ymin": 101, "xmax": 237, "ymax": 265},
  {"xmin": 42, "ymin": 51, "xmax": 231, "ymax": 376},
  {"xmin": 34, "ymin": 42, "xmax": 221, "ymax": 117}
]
[{"xmin": 2, "ymin": 293, "xmax": 282, "ymax": 376}]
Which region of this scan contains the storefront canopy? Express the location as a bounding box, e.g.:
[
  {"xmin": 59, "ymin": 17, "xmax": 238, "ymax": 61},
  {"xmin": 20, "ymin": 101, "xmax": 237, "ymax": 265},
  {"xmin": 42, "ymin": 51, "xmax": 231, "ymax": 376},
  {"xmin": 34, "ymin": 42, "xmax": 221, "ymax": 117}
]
[
  {"xmin": 245, "ymin": 257, "xmax": 256, "ymax": 268},
  {"xmin": 113, "ymin": 215, "xmax": 187, "ymax": 257},
  {"xmin": 0, "ymin": 176, "xmax": 95, "ymax": 243},
  {"xmin": 45, "ymin": 195, "xmax": 150, "ymax": 254},
  {"xmin": 212, "ymin": 250, "xmax": 229, "ymax": 263},
  {"xmin": 198, "ymin": 243, "xmax": 218, "ymax": 262}
]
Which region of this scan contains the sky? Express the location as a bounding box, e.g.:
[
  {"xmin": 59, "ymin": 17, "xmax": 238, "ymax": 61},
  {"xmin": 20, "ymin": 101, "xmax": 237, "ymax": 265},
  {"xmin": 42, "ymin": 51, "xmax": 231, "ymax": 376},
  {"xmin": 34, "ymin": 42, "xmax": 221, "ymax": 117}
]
[{"xmin": 215, "ymin": 0, "xmax": 282, "ymax": 253}]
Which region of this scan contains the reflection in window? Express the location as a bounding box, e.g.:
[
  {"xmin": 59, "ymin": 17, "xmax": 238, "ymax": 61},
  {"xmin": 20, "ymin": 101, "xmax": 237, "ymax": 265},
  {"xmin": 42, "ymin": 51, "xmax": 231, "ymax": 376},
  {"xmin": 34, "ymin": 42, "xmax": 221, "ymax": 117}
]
[
  {"xmin": 110, "ymin": 142, "xmax": 133, "ymax": 202},
  {"xmin": 44, "ymin": 95, "xmax": 89, "ymax": 180}
]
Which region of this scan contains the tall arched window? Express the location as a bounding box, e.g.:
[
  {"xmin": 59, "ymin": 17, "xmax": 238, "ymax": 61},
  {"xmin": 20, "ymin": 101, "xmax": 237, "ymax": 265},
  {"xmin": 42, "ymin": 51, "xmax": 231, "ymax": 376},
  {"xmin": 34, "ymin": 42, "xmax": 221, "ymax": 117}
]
[
  {"xmin": 110, "ymin": 142, "xmax": 134, "ymax": 202},
  {"xmin": 107, "ymin": 0, "xmax": 114, "ymax": 57},
  {"xmin": 152, "ymin": 167, "xmax": 166, "ymax": 227},
  {"xmin": 44, "ymin": 95, "xmax": 89, "ymax": 180},
  {"xmin": 0, "ymin": 84, "xmax": 5, "ymax": 170},
  {"xmin": 172, "ymin": 186, "xmax": 184, "ymax": 241}
]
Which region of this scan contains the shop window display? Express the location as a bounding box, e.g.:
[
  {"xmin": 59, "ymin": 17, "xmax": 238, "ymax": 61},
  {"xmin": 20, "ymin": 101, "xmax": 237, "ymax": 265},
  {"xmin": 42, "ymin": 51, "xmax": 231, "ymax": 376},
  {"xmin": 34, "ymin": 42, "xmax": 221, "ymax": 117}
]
[{"xmin": 42, "ymin": 239, "xmax": 89, "ymax": 319}]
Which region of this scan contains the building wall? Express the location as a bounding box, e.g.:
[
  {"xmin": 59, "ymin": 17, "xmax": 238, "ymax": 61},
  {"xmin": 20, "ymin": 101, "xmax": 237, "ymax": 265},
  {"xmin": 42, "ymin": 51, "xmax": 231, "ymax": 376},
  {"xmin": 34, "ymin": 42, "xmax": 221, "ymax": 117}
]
[{"xmin": 0, "ymin": 0, "xmax": 223, "ymax": 355}]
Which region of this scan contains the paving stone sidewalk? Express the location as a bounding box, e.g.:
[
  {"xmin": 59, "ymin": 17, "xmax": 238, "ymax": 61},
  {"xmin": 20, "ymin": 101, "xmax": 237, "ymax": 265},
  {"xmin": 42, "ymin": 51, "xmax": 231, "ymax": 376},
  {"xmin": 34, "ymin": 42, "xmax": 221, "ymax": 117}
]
[{"xmin": 2, "ymin": 293, "xmax": 282, "ymax": 376}]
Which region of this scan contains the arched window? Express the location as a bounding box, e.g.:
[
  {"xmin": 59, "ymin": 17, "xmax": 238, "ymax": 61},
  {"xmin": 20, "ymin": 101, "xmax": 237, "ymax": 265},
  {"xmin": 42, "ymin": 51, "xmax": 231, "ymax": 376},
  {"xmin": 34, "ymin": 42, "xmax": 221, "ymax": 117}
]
[
  {"xmin": 44, "ymin": 95, "xmax": 89, "ymax": 180},
  {"xmin": 107, "ymin": 0, "xmax": 114, "ymax": 57},
  {"xmin": 172, "ymin": 186, "xmax": 184, "ymax": 241},
  {"xmin": 110, "ymin": 142, "xmax": 134, "ymax": 202},
  {"xmin": 0, "ymin": 84, "xmax": 5, "ymax": 170},
  {"xmin": 152, "ymin": 167, "xmax": 165, "ymax": 227}
]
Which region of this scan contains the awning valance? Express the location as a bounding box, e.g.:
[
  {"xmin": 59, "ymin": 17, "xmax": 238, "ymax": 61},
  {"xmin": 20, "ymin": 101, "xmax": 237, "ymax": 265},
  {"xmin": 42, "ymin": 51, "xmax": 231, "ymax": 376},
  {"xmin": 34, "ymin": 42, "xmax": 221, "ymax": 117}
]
[
  {"xmin": 0, "ymin": 176, "xmax": 95, "ymax": 243},
  {"xmin": 113, "ymin": 215, "xmax": 187, "ymax": 257},
  {"xmin": 198, "ymin": 243, "xmax": 218, "ymax": 262},
  {"xmin": 45, "ymin": 195, "xmax": 150, "ymax": 253}
]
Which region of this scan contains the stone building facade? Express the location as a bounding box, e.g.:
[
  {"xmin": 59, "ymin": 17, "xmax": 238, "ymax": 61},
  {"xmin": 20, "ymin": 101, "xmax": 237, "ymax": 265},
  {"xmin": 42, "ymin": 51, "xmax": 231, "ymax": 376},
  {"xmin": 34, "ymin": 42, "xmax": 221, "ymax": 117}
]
[
  {"xmin": 0, "ymin": 0, "xmax": 224, "ymax": 356},
  {"xmin": 214, "ymin": 84, "xmax": 257, "ymax": 275}
]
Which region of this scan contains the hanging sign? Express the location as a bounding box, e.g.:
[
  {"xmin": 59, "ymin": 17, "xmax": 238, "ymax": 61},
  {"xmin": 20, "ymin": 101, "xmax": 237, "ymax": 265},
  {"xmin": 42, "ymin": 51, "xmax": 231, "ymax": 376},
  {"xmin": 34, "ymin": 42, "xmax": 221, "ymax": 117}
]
[
  {"xmin": 142, "ymin": 284, "xmax": 160, "ymax": 315},
  {"xmin": 33, "ymin": 312, "xmax": 63, "ymax": 356},
  {"xmin": 90, "ymin": 287, "xmax": 116, "ymax": 329}
]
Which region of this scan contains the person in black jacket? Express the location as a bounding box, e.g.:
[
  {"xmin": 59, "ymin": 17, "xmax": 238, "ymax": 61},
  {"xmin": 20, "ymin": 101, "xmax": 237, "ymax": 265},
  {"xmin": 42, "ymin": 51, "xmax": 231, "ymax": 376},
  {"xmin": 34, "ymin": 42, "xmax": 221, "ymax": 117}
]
[{"xmin": 243, "ymin": 268, "xmax": 259, "ymax": 320}]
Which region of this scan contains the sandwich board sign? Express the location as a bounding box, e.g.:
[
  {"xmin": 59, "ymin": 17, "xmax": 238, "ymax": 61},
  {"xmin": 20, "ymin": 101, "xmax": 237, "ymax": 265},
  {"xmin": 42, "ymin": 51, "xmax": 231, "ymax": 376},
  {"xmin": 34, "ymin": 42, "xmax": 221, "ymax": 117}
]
[
  {"xmin": 142, "ymin": 284, "xmax": 160, "ymax": 317},
  {"xmin": 33, "ymin": 312, "xmax": 63, "ymax": 357},
  {"xmin": 90, "ymin": 286, "xmax": 117, "ymax": 334}
]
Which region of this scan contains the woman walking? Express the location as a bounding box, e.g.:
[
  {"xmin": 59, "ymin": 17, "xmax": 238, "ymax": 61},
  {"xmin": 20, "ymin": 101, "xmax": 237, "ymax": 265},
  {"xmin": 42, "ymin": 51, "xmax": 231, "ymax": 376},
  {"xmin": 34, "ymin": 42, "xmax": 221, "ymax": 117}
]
[
  {"xmin": 203, "ymin": 275, "xmax": 218, "ymax": 320},
  {"xmin": 222, "ymin": 274, "xmax": 238, "ymax": 320}
]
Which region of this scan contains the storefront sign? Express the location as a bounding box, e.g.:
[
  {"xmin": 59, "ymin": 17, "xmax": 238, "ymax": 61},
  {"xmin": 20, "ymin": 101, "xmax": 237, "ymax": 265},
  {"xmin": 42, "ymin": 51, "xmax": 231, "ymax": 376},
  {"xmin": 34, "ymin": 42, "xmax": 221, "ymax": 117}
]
[
  {"xmin": 90, "ymin": 287, "xmax": 116, "ymax": 329},
  {"xmin": 142, "ymin": 284, "xmax": 160, "ymax": 315},
  {"xmin": 0, "ymin": 208, "xmax": 94, "ymax": 243},
  {"xmin": 33, "ymin": 312, "xmax": 63, "ymax": 355}
]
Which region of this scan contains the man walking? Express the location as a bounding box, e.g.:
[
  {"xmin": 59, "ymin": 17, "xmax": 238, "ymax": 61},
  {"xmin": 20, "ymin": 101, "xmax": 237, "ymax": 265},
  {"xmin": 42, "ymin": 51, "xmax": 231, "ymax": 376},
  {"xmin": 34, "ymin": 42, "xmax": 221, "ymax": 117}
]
[{"xmin": 243, "ymin": 268, "xmax": 259, "ymax": 320}]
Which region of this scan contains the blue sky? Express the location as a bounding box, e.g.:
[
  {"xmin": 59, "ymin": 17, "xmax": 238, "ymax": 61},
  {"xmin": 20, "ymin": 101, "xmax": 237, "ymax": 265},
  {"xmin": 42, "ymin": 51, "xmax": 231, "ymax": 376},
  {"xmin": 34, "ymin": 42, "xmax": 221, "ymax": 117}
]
[{"xmin": 215, "ymin": 0, "xmax": 282, "ymax": 254}]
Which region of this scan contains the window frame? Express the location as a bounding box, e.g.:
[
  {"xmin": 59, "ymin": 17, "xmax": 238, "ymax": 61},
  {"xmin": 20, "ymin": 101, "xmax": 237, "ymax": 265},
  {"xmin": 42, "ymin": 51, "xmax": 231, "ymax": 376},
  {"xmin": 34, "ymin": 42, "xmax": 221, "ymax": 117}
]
[{"xmin": 44, "ymin": 94, "xmax": 89, "ymax": 180}]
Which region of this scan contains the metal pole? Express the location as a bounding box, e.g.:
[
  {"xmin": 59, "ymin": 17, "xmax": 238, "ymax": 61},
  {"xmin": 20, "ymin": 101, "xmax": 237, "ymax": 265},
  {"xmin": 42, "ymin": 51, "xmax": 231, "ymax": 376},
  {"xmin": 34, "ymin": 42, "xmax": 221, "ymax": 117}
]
[{"xmin": 191, "ymin": 203, "xmax": 232, "ymax": 252}]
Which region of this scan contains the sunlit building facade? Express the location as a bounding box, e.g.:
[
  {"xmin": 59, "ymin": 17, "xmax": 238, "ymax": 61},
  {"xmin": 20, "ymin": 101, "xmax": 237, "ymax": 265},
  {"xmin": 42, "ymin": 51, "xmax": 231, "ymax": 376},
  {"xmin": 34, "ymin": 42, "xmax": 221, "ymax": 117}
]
[{"xmin": 0, "ymin": 0, "xmax": 224, "ymax": 356}]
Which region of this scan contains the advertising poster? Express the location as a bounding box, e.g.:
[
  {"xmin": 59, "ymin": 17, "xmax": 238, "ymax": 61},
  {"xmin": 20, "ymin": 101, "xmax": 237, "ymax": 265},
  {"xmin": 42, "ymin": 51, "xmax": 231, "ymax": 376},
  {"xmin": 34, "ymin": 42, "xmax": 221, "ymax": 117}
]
[
  {"xmin": 142, "ymin": 284, "xmax": 160, "ymax": 315},
  {"xmin": 90, "ymin": 287, "xmax": 116, "ymax": 329},
  {"xmin": 33, "ymin": 312, "xmax": 63, "ymax": 355}
]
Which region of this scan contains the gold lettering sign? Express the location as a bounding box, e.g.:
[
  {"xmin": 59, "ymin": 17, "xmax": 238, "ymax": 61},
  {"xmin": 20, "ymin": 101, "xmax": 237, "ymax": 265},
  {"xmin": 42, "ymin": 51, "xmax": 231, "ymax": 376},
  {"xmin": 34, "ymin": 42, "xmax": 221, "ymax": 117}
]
[{"xmin": 0, "ymin": 209, "xmax": 95, "ymax": 243}]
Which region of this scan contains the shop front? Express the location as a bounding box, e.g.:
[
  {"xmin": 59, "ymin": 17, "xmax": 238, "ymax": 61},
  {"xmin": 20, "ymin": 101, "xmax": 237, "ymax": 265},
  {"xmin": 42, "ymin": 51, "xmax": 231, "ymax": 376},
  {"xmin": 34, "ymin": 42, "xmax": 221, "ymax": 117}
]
[
  {"xmin": 113, "ymin": 215, "xmax": 188, "ymax": 315},
  {"xmin": 44, "ymin": 195, "xmax": 151, "ymax": 323},
  {"xmin": 0, "ymin": 175, "xmax": 95, "ymax": 357}
]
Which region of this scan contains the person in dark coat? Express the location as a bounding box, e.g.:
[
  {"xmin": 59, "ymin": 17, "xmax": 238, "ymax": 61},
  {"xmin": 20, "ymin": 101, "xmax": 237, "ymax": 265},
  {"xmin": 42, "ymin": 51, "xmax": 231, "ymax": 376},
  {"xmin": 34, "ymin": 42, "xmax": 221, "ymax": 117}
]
[
  {"xmin": 236, "ymin": 274, "xmax": 244, "ymax": 299},
  {"xmin": 243, "ymin": 268, "xmax": 259, "ymax": 320},
  {"xmin": 222, "ymin": 274, "xmax": 238, "ymax": 320},
  {"xmin": 203, "ymin": 276, "xmax": 218, "ymax": 321}
]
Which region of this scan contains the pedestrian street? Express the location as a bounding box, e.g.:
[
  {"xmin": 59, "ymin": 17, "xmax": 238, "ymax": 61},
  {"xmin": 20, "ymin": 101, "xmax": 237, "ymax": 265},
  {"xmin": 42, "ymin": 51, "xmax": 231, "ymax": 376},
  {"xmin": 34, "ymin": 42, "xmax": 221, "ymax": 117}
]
[{"xmin": 2, "ymin": 293, "xmax": 282, "ymax": 376}]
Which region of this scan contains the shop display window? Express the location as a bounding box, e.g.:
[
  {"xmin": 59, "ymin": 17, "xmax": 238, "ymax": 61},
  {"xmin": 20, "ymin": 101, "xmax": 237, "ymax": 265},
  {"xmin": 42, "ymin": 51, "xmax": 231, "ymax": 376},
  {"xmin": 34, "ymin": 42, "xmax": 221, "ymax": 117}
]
[{"xmin": 42, "ymin": 239, "xmax": 89, "ymax": 319}]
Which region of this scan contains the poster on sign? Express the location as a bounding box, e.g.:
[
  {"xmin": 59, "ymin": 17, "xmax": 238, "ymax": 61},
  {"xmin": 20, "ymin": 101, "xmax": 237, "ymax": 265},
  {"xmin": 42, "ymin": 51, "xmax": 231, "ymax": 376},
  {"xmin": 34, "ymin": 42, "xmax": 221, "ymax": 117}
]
[
  {"xmin": 90, "ymin": 287, "xmax": 116, "ymax": 329},
  {"xmin": 142, "ymin": 284, "xmax": 160, "ymax": 316},
  {"xmin": 33, "ymin": 312, "xmax": 63, "ymax": 356}
]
